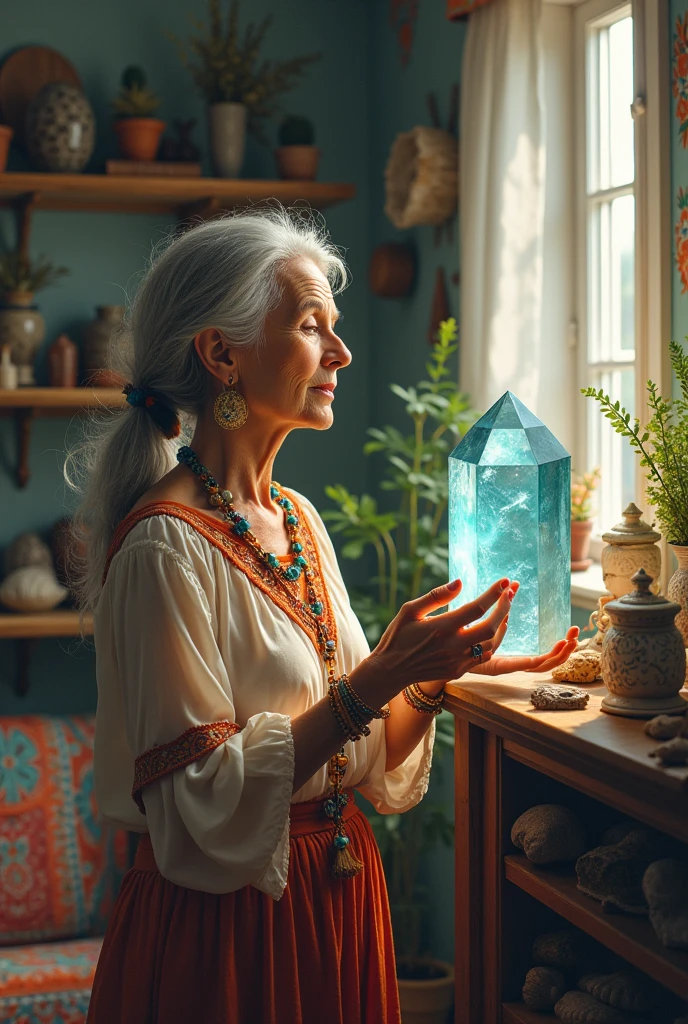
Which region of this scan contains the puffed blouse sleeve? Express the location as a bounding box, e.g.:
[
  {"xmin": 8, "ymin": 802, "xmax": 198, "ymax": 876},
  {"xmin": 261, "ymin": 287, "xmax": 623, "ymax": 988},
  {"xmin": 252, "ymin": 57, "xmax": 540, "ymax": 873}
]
[{"xmin": 106, "ymin": 536, "xmax": 294, "ymax": 900}]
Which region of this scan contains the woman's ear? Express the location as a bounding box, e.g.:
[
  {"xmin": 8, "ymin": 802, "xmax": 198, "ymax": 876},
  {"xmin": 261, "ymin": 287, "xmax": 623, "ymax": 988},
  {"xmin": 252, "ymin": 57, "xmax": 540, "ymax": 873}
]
[{"xmin": 193, "ymin": 327, "xmax": 237, "ymax": 386}]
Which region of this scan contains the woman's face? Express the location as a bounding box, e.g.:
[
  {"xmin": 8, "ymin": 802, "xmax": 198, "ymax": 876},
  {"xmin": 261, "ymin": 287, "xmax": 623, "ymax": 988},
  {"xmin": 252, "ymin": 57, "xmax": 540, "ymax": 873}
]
[{"xmin": 234, "ymin": 257, "xmax": 352, "ymax": 431}]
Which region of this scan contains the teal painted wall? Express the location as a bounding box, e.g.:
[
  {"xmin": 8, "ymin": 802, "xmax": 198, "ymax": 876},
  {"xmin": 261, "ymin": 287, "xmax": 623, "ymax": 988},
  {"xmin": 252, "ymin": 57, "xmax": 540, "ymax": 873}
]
[{"xmin": 0, "ymin": 0, "xmax": 373, "ymax": 712}]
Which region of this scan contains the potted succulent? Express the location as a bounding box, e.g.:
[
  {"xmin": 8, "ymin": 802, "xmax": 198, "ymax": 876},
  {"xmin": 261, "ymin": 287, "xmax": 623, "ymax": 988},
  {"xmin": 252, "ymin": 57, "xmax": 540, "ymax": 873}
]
[
  {"xmin": 584, "ymin": 340, "xmax": 688, "ymax": 642},
  {"xmin": 323, "ymin": 320, "xmax": 479, "ymax": 1020},
  {"xmin": 170, "ymin": 0, "xmax": 320, "ymax": 178},
  {"xmin": 275, "ymin": 116, "xmax": 320, "ymax": 180},
  {"xmin": 0, "ymin": 251, "xmax": 69, "ymax": 385},
  {"xmin": 112, "ymin": 67, "xmax": 165, "ymax": 162},
  {"xmin": 570, "ymin": 468, "xmax": 601, "ymax": 571}
]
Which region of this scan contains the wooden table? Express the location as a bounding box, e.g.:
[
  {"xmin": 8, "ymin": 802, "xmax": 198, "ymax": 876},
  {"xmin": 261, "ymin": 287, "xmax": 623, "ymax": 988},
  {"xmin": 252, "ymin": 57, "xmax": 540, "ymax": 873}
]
[{"xmin": 443, "ymin": 673, "xmax": 688, "ymax": 1024}]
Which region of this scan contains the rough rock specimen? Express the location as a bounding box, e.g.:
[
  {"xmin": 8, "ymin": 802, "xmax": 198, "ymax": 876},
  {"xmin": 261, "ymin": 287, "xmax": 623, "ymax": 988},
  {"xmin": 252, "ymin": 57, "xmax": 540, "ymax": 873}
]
[
  {"xmin": 649, "ymin": 737, "xmax": 688, "ymax": 766},
  {"xmin": 532, "ymin": 929, "xmax": 602, "ymax": 971},
  {"xmin": 577, "ymin": 969, "xmax": 667, "ymax": 1014},
  {"xmin": 523, "ymin": 966, "xmax": 566, "ymax": 1011},
  {"xmin": 531, "ymin": 684, "xmax": 590, "ymax": 711},
  {"xmin": 642, "ymin": 859, "xmax": 688, "ymax": 951},
  {"xmin": 554, "ymin": 990, "xmax": 636, "ymax": 1023},
  {"xmin": 576, "ymin": 828, "xmax": 670, "ymax": 914},
  {"xmin": 511, "ymin": 805, "xmax": 588, "ymax": 864},
  {"xmin": 600, "ymin": 822, "xmax": 639, "ymax": 846},
  {"xmin": 645, "ymin": 714, "xmax": 688, "ymax": 740},
  {"xmin": 552, "ymin": 649, "xmax": 602, "ymax": 684}
]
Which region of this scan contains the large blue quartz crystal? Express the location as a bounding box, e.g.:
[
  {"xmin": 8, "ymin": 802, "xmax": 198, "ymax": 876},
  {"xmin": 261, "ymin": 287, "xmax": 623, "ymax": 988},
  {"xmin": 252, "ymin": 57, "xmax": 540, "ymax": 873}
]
[{"xmin": 448, "ymin": 392, "xmax": 571, "ymax": 656}]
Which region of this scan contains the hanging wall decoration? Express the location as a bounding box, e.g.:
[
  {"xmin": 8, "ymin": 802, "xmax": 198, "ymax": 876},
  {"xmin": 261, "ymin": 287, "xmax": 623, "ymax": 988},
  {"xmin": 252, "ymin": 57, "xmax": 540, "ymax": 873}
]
[
  {"xmin": 673, "ymin": 11, "xmax": 688, "ymax": 147},
  {"xmin": 675, "ymin": 186, "xmax": 688, "ymax": 293},
  {"xmin": 389, "ymin": 0, "xmax": 419, "ymax": 66}
]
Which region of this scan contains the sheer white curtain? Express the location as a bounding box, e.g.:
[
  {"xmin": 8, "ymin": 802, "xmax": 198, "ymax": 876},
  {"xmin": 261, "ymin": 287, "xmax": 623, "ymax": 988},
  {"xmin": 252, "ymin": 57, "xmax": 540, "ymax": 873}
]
[{"xmin": 459, "ymin": 0, "xmax": 546, "ymax": 414}]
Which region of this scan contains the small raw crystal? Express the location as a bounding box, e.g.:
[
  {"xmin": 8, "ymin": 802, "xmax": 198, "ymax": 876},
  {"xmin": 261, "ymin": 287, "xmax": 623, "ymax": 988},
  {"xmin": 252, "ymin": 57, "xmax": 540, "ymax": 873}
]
[
  {"xmin": 576, "ymin": 828, "xmax": 671, "ymax": 914},
  {"xmin": 531, "ymin": 684, "xmax": 590, "ymax": 710},
  {"xmin": 649, "ymin": 737, "xmax": 688, "ymax": 765},
  {"xmin": 552, "ymin": 649, "xmax": 601, "ymax": 684},
  {"xmin": 532, "ymin": 929, "xmax": 602, "ymax": 971},
  {"xmin": 523, "ymin": 966, "xmax": 566, "ymax": 1011},
  {"xmin": 554, "ymin": 990, "xmax": 637, "ymax": 1023},
  {"xmin": 577, "ymin": 969, "xmax": 667, "ymax": 1014},
  {"xmin": 642, "ymin": 859, "xmax": 688, "ymax": 951},
  {"xmin": 511, "ymin": 805, "xmax": 588, "ymax": 864},
  {"xmin": 645, "ymin": 714, "xmax": 688, "ymax": 740}
]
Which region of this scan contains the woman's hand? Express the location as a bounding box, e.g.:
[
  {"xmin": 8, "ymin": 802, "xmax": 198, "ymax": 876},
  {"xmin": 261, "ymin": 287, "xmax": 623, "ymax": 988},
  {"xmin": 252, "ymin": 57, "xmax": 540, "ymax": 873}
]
[{"xmin": 471, "ymin": 624, "xmax": 580, "ymax": 676}]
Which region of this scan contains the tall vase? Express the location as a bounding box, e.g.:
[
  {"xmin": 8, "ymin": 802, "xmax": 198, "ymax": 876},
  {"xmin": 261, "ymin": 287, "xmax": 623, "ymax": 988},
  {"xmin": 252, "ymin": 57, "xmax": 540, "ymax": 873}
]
[
  {"xmin": 208, "ymin": 103, "xmax": 247, "ymax": 178},
  {"xmin": 668, "ymin": 544, "xmax": 688, "ymax": 646},
  {"xmin": 83, "ymin": 305, "xmax": 125, "ymax": 387},
  {"xmin": 0, "ymin": 291, "xmax": 45, "ymax": 385}
]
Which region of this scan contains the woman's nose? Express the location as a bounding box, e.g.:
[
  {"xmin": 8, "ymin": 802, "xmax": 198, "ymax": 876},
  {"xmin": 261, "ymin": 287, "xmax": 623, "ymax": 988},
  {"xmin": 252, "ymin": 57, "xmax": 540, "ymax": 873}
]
[{"xmin": 324, "ymin": 334, "xmax": 352, "ymax": 369}]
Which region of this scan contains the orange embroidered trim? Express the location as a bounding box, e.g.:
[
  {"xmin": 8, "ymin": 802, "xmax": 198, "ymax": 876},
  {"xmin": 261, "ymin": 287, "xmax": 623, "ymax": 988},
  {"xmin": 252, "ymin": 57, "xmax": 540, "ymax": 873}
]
[
  {"xmin": 132, "ymin": 720, "xmax": 241, "ymax": 813},
  {"xmin": 103, "ymin": 494, "xmax": 339, "ymax": 658}
]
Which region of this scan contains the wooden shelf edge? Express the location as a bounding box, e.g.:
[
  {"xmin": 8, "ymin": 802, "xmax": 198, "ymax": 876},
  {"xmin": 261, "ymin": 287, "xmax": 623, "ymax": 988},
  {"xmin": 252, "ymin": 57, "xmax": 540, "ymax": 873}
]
[
  {"xmin": 504, "ymin": 854, "xmax": 688, "ymax": 999},
  {"xmin": 0, "ymin": 387, "xmax": 125, "ymax": 411},
  {"xmin": 502, "ymin": 1003, "xmax": 555, "ymax": 1024},
  {"xmin": 0, "ymin": 610, "xmax": 93, "ymax": 639}
]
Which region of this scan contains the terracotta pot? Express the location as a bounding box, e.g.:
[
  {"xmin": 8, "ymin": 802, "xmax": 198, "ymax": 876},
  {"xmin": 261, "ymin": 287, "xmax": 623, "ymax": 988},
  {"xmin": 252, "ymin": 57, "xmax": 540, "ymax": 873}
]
[
  {"xmin": 48, "ymin": 333, "xmax": 78, "ymax": 387},
  {"xmin": 396, "ymin": 958, "xmax": 454, "ymax": 1024},
  {"xmin": 0, "ymin": 291, "xmax": 45, "ymax": 385},
  {"xmin": 0, "ymin": 125, "xmax": 13, "ymax": 172},
  {"xmin": 668, "ymin": 544, "xmax": 688, "ymax": 646},
  {"xmin": 114, "ymin": 118, "xmax": 165, "ymax": 162},
  {"xmin": 83, "ymin": 305, "xmax": 125, "ymax": 387},
  {"xmin": 571, "ymin": 519, "xmax": 594, "ymax": 571},
  {"xmin": 208, "ymin": 102, "xmax": 247, "ymax": 178},
  {"xmin": 275, "ymin": 145, "xmax": 320, "ymax": 180}
]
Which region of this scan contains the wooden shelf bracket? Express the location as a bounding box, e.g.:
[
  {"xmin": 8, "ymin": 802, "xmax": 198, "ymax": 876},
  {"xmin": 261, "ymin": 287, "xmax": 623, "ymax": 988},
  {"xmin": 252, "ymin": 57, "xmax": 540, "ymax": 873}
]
[
  {"xmin": 14, "ymin": 406, "xmax": 34, "ymax": 488},
  {"xmin": 16, "ymin": 191, "xmax": 41, "ymax": 260}
]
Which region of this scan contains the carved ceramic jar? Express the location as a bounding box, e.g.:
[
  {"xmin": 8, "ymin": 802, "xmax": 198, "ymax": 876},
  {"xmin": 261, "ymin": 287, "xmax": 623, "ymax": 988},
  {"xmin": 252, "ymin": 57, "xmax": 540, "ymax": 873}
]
[
  {"xmin": 0, "ymin": 291, "xmax": 45, "ymax": 385},
  {"xmin": 667, "ymin": 545, "xmax": 688, "ymax": 647},
  {"xmin": 83, "ymin": 305, "xmax": 124, "ymax": 386},
  {"xmin": 600, "ymin": 569, "xmax": 687, "ymax": 718},
  {"xmin": 601, "ymin": 503, "xmax": 661, "ymax": 598},
  {"xmin": 25, "ymin": 82, "xmax": 95, "ymax": 173}
]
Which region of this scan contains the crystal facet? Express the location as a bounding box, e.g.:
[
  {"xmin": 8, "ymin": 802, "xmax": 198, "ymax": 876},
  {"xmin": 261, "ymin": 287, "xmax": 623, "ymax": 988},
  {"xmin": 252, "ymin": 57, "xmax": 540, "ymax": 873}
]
[{"xmin": 448, "ymin": 391, "xmax": 571, "ymax": 655}]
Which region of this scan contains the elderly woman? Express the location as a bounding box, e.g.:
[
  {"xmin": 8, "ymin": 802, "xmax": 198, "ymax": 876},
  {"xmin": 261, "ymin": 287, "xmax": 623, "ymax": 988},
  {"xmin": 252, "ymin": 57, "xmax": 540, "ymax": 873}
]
[{"xmin": 79, "ymin": 209, "xmax": 577, "ymax": 1024}]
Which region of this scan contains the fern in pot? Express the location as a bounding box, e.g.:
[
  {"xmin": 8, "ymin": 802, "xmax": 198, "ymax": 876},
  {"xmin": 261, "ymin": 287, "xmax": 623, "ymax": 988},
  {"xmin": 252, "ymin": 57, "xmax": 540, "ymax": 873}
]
[{"xmin": 323, "ymin": 320, "xmax": 479, "ymax": 1016}]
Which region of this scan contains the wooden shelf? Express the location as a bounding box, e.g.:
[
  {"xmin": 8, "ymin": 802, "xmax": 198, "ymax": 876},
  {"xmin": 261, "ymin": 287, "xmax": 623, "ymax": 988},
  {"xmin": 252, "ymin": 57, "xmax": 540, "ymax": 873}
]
[
  {"xmin": 504, "ymin": 854, "xmax": 688, "ymax": 999},
  {"xmin": 0, "ymin": 172, "xmax": 356, "ymax": 216},
  {"xmin": 502, "ymin": 1004, "xmax": 554, "ymax": 1024},
  {"xmin": 0, "ymin": 610, "xmax": 92, "ymax": 639}
]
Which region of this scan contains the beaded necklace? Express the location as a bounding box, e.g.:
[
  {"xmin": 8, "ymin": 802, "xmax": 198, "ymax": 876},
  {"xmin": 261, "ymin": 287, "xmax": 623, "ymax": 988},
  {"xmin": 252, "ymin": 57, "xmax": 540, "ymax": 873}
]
[{"xmin": 176, "ymin": 446, "xmax": 362, "ymax": 879}]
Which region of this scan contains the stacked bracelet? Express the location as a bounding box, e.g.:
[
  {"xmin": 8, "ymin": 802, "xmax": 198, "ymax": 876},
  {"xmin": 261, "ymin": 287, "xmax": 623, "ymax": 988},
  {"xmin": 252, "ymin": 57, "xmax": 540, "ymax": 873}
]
[
  {"xmin": 328, "ymin": 673, "xmax": 391, "ymax": 741},
  {"xmin": 403, "ymin": 682, "xmax": 444, "ymax": 716}
]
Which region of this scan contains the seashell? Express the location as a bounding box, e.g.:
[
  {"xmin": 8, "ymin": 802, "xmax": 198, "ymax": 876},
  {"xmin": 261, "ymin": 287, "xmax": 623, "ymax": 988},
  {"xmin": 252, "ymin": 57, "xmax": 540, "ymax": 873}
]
[
  {"xmin": 523, "ymin": 966, "xmax": 566, "ymax": 1011},
  {"xmin": 649, "ymin": 737, "xmax": 688, "ymax": 766},
  {"xmin": 531, "ymin": 684, "xmax": 590, "ymax": 710},
  {"xmin": 4, "ymin": 531, "xmax": 53, "ymax": 576},
  {"xmin": 511, "ymin": 805, "xmax": 588, "ymax": 864},
  {"xmin": 554, "ymin": 990, "xmax": 637, "ymax": 1023},
  {"xmin": 0, "ymin": 566, "xmax": 68, "ymax": 613},
  {"xmin": 552, "ymin": 649, "xmax": 602, "ymax": 684},
  {"xmin": 577, "ymin": 969, "xmax": 667, "ymax": 1014},
  {"xmin": 532, "ymin": 929, "xmax": 602, "ymax": 971},
  {"xmin": 642, "ymin": 859, "xmax": 688, "ymax": 951},
  {"xmin": 645, "ymin": 714, "xmax": 688, "ymax": 740},
  {"xmin": 576, "ymin": 828, "xmax": 671, "ymax": 914}
]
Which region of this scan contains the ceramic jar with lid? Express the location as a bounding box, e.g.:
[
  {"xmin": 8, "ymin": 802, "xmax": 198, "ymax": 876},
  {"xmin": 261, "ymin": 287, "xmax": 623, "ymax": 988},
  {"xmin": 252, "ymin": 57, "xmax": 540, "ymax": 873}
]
[
  {"xmin": 601, "ymin": 502, "xmax": 661, "ymax": 598},
  {"xmin": 0, "ymin": 292, "xmax": 45, "ymax": 385},
  {"xmin": 600, "ymin": 569, "xmax": 687, "ymax": 718}
]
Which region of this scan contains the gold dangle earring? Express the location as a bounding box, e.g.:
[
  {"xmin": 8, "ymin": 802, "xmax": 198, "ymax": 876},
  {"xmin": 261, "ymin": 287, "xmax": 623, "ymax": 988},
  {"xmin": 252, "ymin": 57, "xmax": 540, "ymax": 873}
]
[{"xmin": 214, "ymin": 375, "xmax": 248, "ymax": 430}]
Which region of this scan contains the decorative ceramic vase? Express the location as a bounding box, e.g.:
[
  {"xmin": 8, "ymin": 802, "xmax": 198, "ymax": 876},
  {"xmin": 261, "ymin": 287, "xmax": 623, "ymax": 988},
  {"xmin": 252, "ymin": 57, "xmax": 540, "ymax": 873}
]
[
  {"xmin": 601, "ymin": 502, "xmax": 662, "ymax": 598},
  {"xmin": 275, "ymin": 145, "xmax": 320, "ymax": 180},
  {"xmin": 83, "ymin": 305, "xmax": 125, "ymax": 386},
  {"xmin": 600, "ymin": 569, "xmax": 687, "ymax": 718},
  {"xmin": 48, "ymin": 333, "xmax": 78, "ymax": 387},
  {"xmin": 0, "ymin": 124, "xmax": 13, "ymax": 172},
  {"xmin": 208, "ymin": 102, "xmax": 247, "ymax": 178},
  {"xmin": 25, "ymin": 81, "xmax": 95, "ymax": 172},
  {"xmin": 571, "ymin": 519, "xmax": 594, "ymax": 571},
  {"xmin": 668, "ymin": 545, "xmax": 688, "ymax": 646},
  {"xmin": 114, "ymin": 118, "xmax": 166, "ymax": 162},
  {"xmin": 0, "ymin": 292, "xmax": 45, "ymax": 385}
]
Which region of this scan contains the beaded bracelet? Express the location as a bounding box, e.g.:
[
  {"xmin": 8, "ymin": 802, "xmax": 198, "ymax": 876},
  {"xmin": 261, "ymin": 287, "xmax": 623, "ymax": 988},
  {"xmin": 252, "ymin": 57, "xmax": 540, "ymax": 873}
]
[
  {"xmin": 403, "ymin": 682, "xmax": 444, "ymax": 716},
  {"xmin": 339, "ymin": 674, "xmax": 391, "ymax": 722},
  {"xmin": 328, "ymin": 684, "xmax": 363, "ymax": 742}
]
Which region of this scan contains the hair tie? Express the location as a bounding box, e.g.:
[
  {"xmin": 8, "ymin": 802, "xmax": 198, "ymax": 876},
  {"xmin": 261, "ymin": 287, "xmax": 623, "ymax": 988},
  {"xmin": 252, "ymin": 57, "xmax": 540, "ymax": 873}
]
[{"xmin": 122, "ymin": 383, "xmax": 181, "ymax": 440}]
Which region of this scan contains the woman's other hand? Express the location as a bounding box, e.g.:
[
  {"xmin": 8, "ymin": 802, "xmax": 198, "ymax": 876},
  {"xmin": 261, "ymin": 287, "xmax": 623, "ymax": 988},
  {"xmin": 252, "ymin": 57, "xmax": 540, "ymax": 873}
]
[{"xmin": 471, "ymin": 625, "xmax": 580, "ymax": 676}]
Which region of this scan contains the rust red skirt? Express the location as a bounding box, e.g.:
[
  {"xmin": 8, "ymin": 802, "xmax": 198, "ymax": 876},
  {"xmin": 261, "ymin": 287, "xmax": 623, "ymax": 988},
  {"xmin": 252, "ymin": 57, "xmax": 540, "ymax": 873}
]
[{"xmin": 86, "ymin": 797, "xmax": 400, "ymax": 1024}]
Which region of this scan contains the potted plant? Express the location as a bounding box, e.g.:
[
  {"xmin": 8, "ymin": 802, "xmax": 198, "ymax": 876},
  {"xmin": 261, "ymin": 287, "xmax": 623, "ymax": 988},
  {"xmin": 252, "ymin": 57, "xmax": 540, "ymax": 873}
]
[
  {"xmin": 583, "ymin": 340, "xmax": 688, "ymax": 642},
  {"xmin": 323, "ymin": 320, "xmax": 479, "ymax": 1020},
  {"xmin": 170, "ymin": 0, "xmax": 320, "ymax": 178},
  {"xmin": 570, "ymin": 468, "xmax": 601, "ymax": 571},
  {"xmin": 0, "ymin": 251, "xmax": 69, "ymax": 385},
  {"xmin": 275, "ymin": 116, "xmax": 319, "ymax": 180},
  {"xmin": 112, "ymin": 66, "xmax": 165, "ymax": 162}
]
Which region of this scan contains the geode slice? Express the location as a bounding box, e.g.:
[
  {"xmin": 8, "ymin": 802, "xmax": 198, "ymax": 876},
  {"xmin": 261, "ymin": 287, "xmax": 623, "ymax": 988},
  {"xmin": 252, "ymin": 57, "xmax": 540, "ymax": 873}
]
[
  {"xmin": 531, "ymin": 684, "xmax": 590, "ymax": 710},
  {"xmin": 642, "ymin": 859, "xmax": 688, "ymax": 951},
  {"xmin": 575, "ymin": 828, "xmax": 671, "ymax": 915},
  {"xmin": 554, "ymin": 990, "xmax": 636, "ymax": 1023},
  {"xmin": 577, "ymin": 969, "xmax": 667, "ymax": 1014},
  {"xmin": 511, "ymin": 804, "xmax": 588, "ymax": 864}
]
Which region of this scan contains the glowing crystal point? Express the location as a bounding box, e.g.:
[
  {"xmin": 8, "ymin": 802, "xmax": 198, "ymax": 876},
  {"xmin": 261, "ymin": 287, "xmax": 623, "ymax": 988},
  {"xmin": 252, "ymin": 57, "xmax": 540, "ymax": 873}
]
[{"xmin": 448, "ymin": 392, "xmax": 571, "ymax": 655}]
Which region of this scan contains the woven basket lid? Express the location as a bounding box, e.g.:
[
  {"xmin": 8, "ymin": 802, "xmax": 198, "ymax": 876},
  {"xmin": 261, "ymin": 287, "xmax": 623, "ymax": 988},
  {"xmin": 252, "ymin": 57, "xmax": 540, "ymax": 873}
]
[{"xmin": 384, "ymin": 126, "xmax": 458, "ymax": 229}]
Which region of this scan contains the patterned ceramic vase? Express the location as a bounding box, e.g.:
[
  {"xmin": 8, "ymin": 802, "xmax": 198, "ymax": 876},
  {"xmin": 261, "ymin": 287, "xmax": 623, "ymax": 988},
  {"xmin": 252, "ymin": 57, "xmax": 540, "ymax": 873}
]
[
  {"xmin": 0, "ymin": 292, "xmax": 45, "ymax": 385},
  {"xmin": 83, "ymin": 305, "xmax": 125, "ymax": 386},
  {"xmin": 601, "ymin": 502, "xmax": 662, "ymax": 598},
  {"xmin": 668, "ymin": 545, "xmax": 688, "ymax": 646},
  {"xmin": 25, "ymin": 81, "xmax": 95, "ymax": 173},
  {"xmin": 600, "ymin": 568, "xmax": 687, "ymax": 718}
]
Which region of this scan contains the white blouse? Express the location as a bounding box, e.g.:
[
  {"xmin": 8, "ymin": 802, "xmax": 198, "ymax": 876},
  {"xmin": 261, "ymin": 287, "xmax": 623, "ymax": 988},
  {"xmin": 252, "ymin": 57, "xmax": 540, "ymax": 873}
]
[{"xmin": 93, "ymin": 489, "xmax": 434, "ymax": 900}]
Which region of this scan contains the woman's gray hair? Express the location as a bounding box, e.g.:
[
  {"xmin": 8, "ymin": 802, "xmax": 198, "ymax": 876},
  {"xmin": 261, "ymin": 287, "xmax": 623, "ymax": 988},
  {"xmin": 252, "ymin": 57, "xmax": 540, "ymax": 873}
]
[{"xmin": 66, "ymin": 206, "xmax": 348, "ymax": 612}]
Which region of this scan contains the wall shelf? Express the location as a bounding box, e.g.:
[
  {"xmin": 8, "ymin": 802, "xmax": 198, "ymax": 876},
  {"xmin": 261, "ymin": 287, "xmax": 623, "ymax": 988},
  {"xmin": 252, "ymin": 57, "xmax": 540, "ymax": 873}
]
[
  {"xmin": 502, "ymin": 1004, "xmax": 554, "ymax": 1024},
  {"xmin": 504, "ymin": 854, "xmax": 688, "ymax": 1000},
  {"xmin": 0, "ymin": 387, "xmax": 125, "ymax": 487},
  {"xmin": 0, "ymin": 610, "xmax": 93, "ymax": 698}
]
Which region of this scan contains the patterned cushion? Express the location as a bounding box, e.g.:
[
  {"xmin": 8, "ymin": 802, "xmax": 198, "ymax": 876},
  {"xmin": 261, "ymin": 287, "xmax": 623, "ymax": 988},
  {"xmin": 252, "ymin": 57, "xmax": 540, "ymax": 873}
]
[
  {"xmin": 0, "ymin": 937, "xmax": 100, "ymax": 1022},
  {"xmin": 0, "ymin": 716, "xmax": 128, "ymax": 944}
]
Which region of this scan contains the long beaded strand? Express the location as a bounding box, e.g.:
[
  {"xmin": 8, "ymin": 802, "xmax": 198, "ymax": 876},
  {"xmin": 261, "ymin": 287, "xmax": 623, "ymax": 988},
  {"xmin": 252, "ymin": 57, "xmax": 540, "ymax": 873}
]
[{"xmin": 176, "ymin": 446, "xmax": 363, "ymax": 878}]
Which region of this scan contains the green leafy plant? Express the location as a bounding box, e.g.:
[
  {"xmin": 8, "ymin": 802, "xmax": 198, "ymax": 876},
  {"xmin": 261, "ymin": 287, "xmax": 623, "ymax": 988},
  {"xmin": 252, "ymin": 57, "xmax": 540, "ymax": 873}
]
[
  {"xmin": 583, "ymin": 340, "xmax": 688, "ymax": 544},
  {"xmin": 324, "ymin": 319, "xmax": 479, "ymax": 963},
  {"xmin": 0, "ymin": 251, "xmax": 69, "ymax": 296},
  {"xmin": 170, "ymin": 0, "xmax": 321, "ymax": 140},
  {"xmin": 571, "ymin": 467, "xmax": 601, "ymax": 522},
  {"xmin": 278, "ymin": 115, "xmax": 315, "ymax": 147},
  {"xmin": 112, "ymin": 66, "xmax": 160, "ymax": 119}
]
